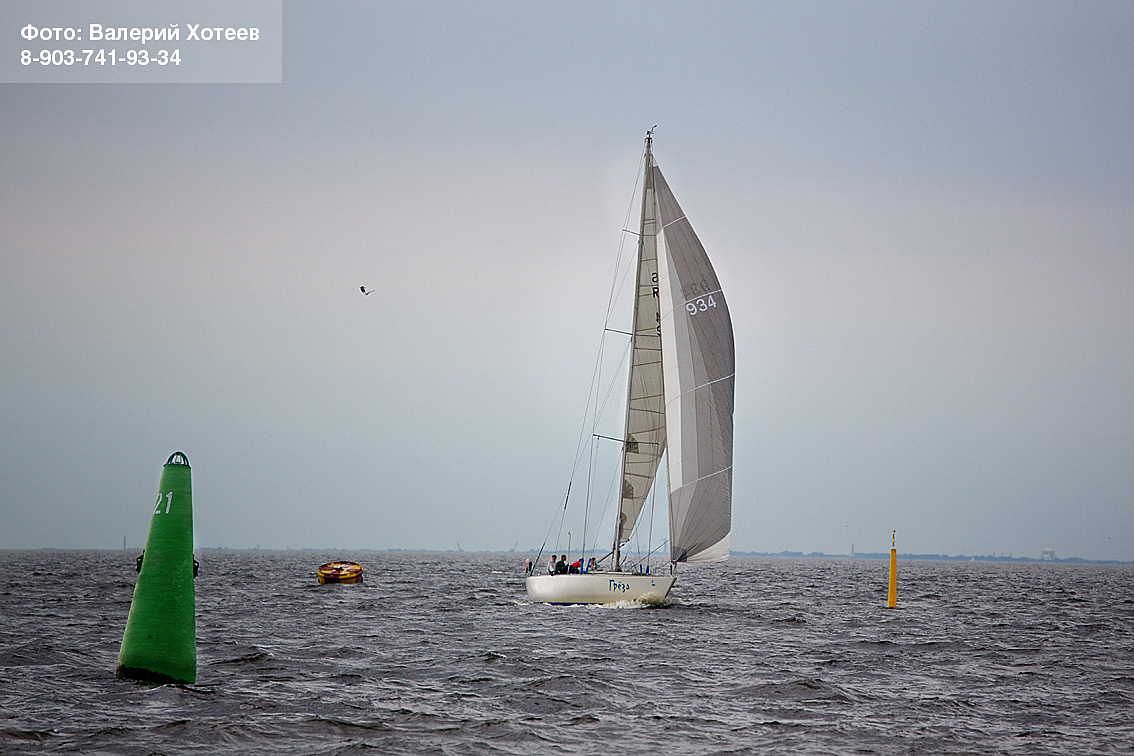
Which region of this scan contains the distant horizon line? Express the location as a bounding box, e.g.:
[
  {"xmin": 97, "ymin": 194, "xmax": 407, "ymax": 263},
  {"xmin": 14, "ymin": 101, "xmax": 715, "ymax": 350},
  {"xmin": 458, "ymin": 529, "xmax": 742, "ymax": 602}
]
[{"xmin": 9, "ymin": 546, "xmax": 1132, "ymax": 565}]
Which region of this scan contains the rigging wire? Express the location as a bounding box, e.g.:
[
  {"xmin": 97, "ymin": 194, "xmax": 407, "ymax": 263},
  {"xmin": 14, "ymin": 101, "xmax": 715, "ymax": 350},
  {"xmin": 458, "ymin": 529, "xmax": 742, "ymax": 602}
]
[{"xmin": 534, "ymin": 149, "xmax": 649, "ymax": 564}]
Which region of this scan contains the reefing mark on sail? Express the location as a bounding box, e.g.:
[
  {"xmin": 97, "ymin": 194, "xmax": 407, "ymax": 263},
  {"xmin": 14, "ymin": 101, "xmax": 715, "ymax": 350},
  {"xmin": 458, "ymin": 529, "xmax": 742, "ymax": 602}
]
[
  {"xmin": 677, "ymin": 465, "xmax": 733, "ymax": 489},
  {"xmin": 668, "ymin": 373, "xmax": 735, "ymax": 402}
]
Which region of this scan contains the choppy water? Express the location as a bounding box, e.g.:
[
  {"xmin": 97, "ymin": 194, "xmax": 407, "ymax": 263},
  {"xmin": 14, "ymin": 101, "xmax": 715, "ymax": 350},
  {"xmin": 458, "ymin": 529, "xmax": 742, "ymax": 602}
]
[{"xmin": 1, "ymin": 550, "xmax": 1132, "ymax": 755}]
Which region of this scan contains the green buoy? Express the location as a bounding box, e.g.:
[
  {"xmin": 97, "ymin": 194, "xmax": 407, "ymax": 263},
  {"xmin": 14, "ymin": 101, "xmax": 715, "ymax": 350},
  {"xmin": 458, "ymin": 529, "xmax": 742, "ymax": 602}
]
[{"xmin": 116, "ymin": 452, "xmax": 197, "ymax": 684}]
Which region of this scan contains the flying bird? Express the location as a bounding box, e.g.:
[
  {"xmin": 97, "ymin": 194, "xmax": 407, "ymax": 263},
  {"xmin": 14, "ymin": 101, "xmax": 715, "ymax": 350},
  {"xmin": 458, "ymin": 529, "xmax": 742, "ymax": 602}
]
[{"xmin": 360, "ymin": 286, "xmax": 372, "ymax": 295}]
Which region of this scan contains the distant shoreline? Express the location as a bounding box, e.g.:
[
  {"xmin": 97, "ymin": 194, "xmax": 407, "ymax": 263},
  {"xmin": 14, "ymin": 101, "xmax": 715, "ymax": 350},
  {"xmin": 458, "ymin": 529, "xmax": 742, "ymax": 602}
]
[
  {"xmin": 8, "ymin": 547, "xmax": 1131, "ymax": 565},
  {"xmin": 729, "ymin": 550, "xmax": 1133, "ymax": 565}
]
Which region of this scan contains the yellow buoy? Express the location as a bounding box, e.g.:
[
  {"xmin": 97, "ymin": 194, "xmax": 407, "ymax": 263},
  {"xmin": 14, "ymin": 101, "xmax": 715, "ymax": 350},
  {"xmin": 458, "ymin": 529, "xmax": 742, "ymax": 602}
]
[
  {"xmin": 887, "ymin": 530, "xmax": 897, "ymax": 608},
  {"xmin": 318, "ymin": 561, "xmax": 363, "ymax": 584}
]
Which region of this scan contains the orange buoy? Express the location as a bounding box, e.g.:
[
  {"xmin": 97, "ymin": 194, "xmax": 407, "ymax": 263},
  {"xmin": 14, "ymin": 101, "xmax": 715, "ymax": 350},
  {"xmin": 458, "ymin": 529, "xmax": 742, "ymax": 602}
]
[
  {"xmin": 318, "ymin": 561, "xmax": 363, "ymax": 584},
  {"xmin": 887, "ymin": 530, "xmax": 897, "ymax": 609}
]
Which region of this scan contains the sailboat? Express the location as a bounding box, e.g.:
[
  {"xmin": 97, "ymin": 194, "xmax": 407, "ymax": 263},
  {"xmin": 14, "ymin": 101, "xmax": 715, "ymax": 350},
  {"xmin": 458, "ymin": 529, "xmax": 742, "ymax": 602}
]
[{"xmin": 525, "ymin": 132, "xmax": 735, "ymax": 604}]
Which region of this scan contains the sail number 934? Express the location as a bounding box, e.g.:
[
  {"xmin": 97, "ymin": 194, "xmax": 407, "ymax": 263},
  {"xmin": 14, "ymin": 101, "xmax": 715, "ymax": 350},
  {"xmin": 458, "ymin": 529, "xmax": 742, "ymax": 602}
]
[{"xmin": 686, "ymin": 294, "xmax": 719, "ymax": 316}]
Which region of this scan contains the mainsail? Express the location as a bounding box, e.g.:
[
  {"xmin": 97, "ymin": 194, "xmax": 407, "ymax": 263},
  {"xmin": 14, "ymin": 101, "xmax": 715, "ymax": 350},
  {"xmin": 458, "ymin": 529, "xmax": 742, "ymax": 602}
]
[
  {"xmin": 654, "ymin": 160, "xmax": 735, "ymax": 563},
  {"xmin": 614, "ymin": 152, "xmax": 666, "ymax": 554}
]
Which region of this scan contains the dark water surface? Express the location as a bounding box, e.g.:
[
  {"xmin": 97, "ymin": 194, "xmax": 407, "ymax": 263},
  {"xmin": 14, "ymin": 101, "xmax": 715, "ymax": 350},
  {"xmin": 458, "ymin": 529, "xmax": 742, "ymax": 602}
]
[{"xmin": 1, "ymin": 550, "xmax": 1131, "ymax": 754}]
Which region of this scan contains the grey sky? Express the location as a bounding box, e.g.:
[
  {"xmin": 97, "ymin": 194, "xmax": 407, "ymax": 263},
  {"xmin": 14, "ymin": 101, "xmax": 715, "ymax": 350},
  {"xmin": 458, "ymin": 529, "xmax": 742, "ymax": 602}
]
[{"xmin": 2, "ymin": 1, "xmax": 1132, "ymax": 560}]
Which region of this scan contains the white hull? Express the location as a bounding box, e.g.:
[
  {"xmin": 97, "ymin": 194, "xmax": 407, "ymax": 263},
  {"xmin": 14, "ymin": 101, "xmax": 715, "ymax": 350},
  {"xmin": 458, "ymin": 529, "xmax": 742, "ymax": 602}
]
[{"xmin": 525, "ymin": 572, "xmax": 675, "ymax": 605}]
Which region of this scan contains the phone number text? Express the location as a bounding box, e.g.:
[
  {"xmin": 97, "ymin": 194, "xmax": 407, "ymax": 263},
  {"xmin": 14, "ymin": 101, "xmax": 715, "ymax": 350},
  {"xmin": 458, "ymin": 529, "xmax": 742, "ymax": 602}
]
[{"xmin": 21, "ymin": 48, "xmax": 180, "ymax": 66}]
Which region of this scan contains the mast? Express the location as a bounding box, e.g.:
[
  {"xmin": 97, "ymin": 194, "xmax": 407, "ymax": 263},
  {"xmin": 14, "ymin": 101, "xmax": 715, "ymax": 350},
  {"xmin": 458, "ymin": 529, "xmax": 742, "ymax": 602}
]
[{"xmin": 612, "ymin": 131, "xmax": 657, "ymax": 572}]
